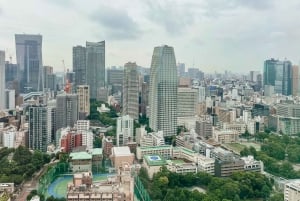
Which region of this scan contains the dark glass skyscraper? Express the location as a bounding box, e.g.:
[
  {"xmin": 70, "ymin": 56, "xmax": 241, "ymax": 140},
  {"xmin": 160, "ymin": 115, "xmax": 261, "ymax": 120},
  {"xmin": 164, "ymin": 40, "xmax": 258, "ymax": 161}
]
[
  {"xmin": 73, "ymin": 45, "xmax": 86, "ymax": 86},
  {"xmin": 15, "ymin": 34, "xmax": 43, "ymax": 92},
  {"xmin": 86, "ymin": 41, "xmax": 105, "ymax": 99},
  {"xmin": 264, "ymin": 59, "xmax": 292, "ymax": 96}
]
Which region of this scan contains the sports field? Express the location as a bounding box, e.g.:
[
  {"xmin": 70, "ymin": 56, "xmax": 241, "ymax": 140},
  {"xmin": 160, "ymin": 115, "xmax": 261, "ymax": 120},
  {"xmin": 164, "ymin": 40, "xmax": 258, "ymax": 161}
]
[{"xmin": 47, "ymin": 173, "xmax": 113, "ymax": 198}]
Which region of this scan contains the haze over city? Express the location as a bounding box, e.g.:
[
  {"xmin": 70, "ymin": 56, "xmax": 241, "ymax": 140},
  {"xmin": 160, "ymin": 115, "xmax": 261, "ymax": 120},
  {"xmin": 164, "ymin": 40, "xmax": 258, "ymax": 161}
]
[{"xmin": 1, "ymin": 0, "xmax": 300, "ymax": 72}]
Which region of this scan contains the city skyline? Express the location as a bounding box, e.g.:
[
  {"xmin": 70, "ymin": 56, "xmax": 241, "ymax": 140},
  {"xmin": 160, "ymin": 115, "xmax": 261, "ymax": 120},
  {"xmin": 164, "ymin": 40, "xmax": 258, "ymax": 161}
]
[{"xmin": 1, "ymin": 0, "xmax": 300, "ymax": 73}]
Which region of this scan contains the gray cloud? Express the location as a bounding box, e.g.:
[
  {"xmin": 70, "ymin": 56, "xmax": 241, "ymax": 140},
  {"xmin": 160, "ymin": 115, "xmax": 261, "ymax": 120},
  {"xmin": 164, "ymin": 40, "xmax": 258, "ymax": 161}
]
[
  {"xmin": 145, "ymin": 0, "xmax": 197, "ymax": 35},
  {"xmin": 46, "ymin": 0, "xmax": 74, "ymax": 8},
  {"xmin": 204, "ymin": 0, "xmax": 273, "ymax": 18},
  {"xmin": 90, "ymin": 6, "xmax": 141, "ymax": 40}
]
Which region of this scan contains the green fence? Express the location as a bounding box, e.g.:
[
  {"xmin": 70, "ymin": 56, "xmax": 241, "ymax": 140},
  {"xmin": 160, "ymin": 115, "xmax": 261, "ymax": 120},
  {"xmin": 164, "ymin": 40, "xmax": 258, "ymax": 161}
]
[
  {"xmin": 37, "ymin": 163, "xmax": 151, "ymax": 201},
  {"xmin": 37, "ymin": 162, "xmax": 69, "ymax": 196},
  {"xmin": 134, "ymin": 176, "xmax": 152, "ymax": 201}
]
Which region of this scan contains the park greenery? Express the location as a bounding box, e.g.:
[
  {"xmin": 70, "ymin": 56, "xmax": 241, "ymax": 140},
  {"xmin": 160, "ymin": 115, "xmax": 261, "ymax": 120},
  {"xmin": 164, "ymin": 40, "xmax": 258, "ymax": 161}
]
[
  {"xmin": 241, "ymin": 132, "xmax": 300, "ymax": 178},
  {"xmin": 88, "ymin": 100, "xmax": 118, "ymax": 127},
  {"xmin": 0, "ymin": 146, "xmax": 51, "ymax": 184},
  {"xmin": 139, "ymin": 166, "xmax": 274, "ymax": 201}
]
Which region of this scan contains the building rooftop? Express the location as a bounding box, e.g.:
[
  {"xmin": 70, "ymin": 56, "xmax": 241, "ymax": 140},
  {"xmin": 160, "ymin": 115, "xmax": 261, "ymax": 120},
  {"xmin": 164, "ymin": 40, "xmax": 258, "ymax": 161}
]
[
  {"xmin": 70, "ymin": 152, "xmax": 92, "ymax": 160},
  {"xmin": 144, "ymin": 155, "xmax": 167, "ymax": 166},
  {"xmin": 112, "ymin": 146, "xmax": 132, "ymax": 156},
  {"xmin": 91, "ymin": 148, "xmax": 103, "ymax": 155},
  {"xmin": 139, "ymin": 145, "xmax": 172, "ymax": 150},
  {"xmin": 168, "ymin": 159, "xmax": 185, "ymax": 165}
]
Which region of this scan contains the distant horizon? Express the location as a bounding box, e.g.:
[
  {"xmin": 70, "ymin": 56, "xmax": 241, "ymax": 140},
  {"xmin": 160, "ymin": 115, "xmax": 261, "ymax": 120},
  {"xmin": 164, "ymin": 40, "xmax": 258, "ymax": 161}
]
[{"xmin": 1, "ymin": 0, "xmax": 300, "ymax": 73}]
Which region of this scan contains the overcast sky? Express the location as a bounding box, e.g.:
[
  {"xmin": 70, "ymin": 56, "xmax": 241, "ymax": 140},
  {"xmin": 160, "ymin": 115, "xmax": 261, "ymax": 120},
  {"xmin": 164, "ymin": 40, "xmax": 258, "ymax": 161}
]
[{"xmin": 1, "ymin": 0, "xmax": 300, "ymax": 73}]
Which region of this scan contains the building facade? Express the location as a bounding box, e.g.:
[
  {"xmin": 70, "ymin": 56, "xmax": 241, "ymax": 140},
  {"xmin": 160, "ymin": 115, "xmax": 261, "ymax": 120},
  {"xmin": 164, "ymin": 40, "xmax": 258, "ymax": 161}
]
[
  {"xmin": 56, "ymin": 93, "xmax": 78, "ymax": 130},
  {"xmin": 28, "ymin": 105, "xmax": 51, "ymax": 152},
  {"xmin": 264, "ymin": 59, "xmax": 292, "ymax": 96},
  {"xmin": 15, "ymin": 34, "xmax": 43, "ymax": 93},
  {"xmin": 116, "ymin": 115, "xmax": 134, "ymax": 146},
  {"xmin": 123, "ymin": 62, "xmax": 139, "ymax": 119},
  {"xmin": 177, "ymin": 88, "xmax": 198, "ymax": 117},
  {"xmin": 73, "ymin": 45, "xmax": 86, "ymax": 86},
  {"xmin": 149, "ymin": 45, "xmax": 178, "ymax": 137},
  {"xmin": 0, "ymin": 51, "xmax": 5, "ymax": 110},
  {"xmin": 86, "ymin": 41, "xmax": 105, "ymax": 99},
  {"xmin": 284, "ymin": 180, "xmax": 300, "ymax": 201},
  {"xmin": 77, "ymin": 85, "xmax": 90, "ymax": 119}
]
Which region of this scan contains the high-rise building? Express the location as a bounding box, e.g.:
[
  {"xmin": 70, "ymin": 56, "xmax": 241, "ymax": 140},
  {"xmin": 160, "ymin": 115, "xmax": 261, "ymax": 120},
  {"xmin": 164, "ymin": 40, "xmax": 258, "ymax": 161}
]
[
  {"xmin": 177, "ymin": 88, "xmax": 198, "ymax": 117},
  {"xmin": 107, "ymin": 68, "xmax": 124, "ymax": 85},
  {"xmin": 140, "ymin": 82, "xmax": 149, "ymax": 115},
  {"xmin": 188, "ymin": 68, "xmax": 204, "ymax": 80},
  {"xmin": 56, "ymin": 93, "xmax": 78, "ymax": 130},
  {"xmin": 44, "ymin": 66, "xmax": 56, "ymax": 91},
  {"xmin": 107, "ymin": 68, "xmax": 124, "ymax": 95},
  {"xmin": 15, "ymin": 34, "xmax": 43, "ymax": 92},
  {"xmin": 5, "ymin": 62, "xmax": 18, "ymax": 84},
  {"xmin": 116, "ymin": 115, "xmax": 134, "ymax": 146},
  {"xmin": 123, "ymin": 62, "xmax": 139, "ymax": 119},
  {"xmin": 195, "ymin": 117, "xmax": 213, "ymax": 139},
  {"xmin": 263, "ymin": 59, "xmax": 292, "ymax": 96},
  {"xmin": 77, "ymin": 85, "xmax": 90, "ymax": 119},
  {"xmin": 5, "ymin": 89, "xmax": 15, "ymax": 110},
  {"xmin": 73, "ymin": 45, "xmax": 86, "ymax": 86},
  {"xmin": 0, "ymin": 51, "xmax": 5, "ymax": 110},
  {"xmin": 149, "ymin": 45, "xmax": 178, "ymax": 137},
  {"xmin": 28, "ymin": 105, "xmax": 51, "ymax": 152},
  {"xmin": 177, "ymin": 63, "xmax": 185, "ymax": 77},
  {"xmin": 292, "ymin": 65, "xmax": 300, "ymax": 96},
  {"xmin": 249, "ymin": 71, "xmax": 260, "ymax": 82},
  {"xmin": 86, "ymin": 41, "xmax": 105, "ymax": 99}
]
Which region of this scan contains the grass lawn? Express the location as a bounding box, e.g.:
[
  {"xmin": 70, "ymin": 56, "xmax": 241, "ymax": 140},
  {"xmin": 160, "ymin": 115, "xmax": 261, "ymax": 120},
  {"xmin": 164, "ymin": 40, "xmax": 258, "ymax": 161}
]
[
  {"xmin": 241, "ymin": 142, "xmax": 261, "ymax": 151},
  {"xmin": 223, "ymin": 143, "xmax": 246, "ymax": 153}
]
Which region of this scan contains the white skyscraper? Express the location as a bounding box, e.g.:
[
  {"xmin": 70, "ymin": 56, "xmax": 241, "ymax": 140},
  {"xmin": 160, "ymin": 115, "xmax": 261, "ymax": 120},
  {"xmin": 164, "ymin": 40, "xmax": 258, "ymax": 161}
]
[
  {"xmin": 116, "ymin": 115, "xmax": 134, "ymax": 146},
  {"xmin": 123, "ymin": 62, "xmax": 139, "ymax": 119},
  {"xmin": 3, "ymin": 131, "xmax": 15, "ymax": 148},
  {"xmin": 29, "ymin": 105, "xmax": 51, "ymax": 152},
  {"xmin": 149, "ymin": 45, "xmax": 178, "ymax": 137},
  {"xmin": 0, "ymin": 51, "xmax": 5, "ymax": 110}
]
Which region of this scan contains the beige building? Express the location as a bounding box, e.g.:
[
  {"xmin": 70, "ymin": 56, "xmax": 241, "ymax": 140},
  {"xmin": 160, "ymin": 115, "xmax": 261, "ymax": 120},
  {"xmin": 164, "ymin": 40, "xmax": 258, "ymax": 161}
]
[
  {"xmin": 143, "ymin": 155, "xmax": 167, "ymax": 179},
  {"xmin": 67, "ymin": 164, "xmax": 134, "ymax": 201},
  {"xmin": 166, "ymin": 160, "xmax": 197, "ymax": 174},
  {"xmin": 110, "ymin": 146, "xmax": 134, "ymax": 169},
  {"xmin": 284, "ymin": 180, "xmax": 300, "ymax": 201},
  {"xmin": 136, "ymin": 145, "xmax": 172, "ymax": 160},
  {"xmin": 197, "ymin": 155, "xmax": 215, "ymax": 175},
  {"xmin": 292, "ymin": 65, "xmax": 300, "ymax": 96},
  {"xmin": 177, "ymin": 87, "xmax": 198, "ymax": 117},
  {"xmin": 69, "ymin": 152, "xmax": 92, "ymax": 172},
  {"xmin": 77, "ymin": 85, "xmax": 90, "ymax": 119},
  {"xmin": 123, "ymin": 62, "xmax": 139, "ymax": 120},
  {"xmin": 213, "ymin": 129, "xmax": 239, "ymax": 144}
]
